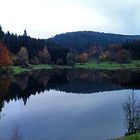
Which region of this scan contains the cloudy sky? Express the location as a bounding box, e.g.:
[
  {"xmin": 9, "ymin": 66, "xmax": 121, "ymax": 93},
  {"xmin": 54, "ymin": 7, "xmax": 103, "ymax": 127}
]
[{"xmin": 0, "ymin": 0, "xmax": 140, "ymax": 38}]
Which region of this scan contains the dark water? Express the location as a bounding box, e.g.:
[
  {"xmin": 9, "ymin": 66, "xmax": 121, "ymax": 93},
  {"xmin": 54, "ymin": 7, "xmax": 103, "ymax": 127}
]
[{"xmin": 0, "ymin": 69, "xmax": 140, "ymax": 140}]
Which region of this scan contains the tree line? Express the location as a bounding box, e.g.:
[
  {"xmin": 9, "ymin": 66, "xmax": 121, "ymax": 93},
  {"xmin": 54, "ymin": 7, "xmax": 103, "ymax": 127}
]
[
  {"xmin": 50, "ymin": 31, "xmax": 140, "ymax": 52},
  {"xmin": 0, "ymin": 25, "xmax": 140, "ymax": 68},
  {"xmin": 0, "ymin": 26, "xmax": 69, "ymax": 67}
]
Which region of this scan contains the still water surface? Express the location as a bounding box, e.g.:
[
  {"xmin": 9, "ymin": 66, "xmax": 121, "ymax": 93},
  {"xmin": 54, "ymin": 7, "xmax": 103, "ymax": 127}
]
[{"xmin": 0, "ymin": 69, "xmax": 140, "ymax": 140}]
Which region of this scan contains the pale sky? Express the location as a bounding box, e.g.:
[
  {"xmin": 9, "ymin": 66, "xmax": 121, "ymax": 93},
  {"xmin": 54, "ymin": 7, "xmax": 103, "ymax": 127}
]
[{"xmin": 0, "ymin": 0, "xmax": 140, "ymax": 38}]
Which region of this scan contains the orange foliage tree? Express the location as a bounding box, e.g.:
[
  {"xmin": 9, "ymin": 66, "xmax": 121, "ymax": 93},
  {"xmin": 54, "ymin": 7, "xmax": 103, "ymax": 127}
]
[
  {"xmin": 76, "ymin": 53, "xmax": 88, "ymax": 63},
  {"xmin": 0, "ymin": 42, "xmax": 12, "ymax": 66},
  {"xmin": 38, "ymin": 47, "xmax": 51, "ymax": 64}
]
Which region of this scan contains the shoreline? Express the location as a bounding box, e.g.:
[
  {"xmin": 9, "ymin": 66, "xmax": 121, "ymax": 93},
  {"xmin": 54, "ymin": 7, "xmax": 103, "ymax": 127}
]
[
  {"xmin": 12, "ymin": 60, "xmax": 140, "ymax": 74},
  {"xmin": 1, "ymin": 60, "xmax": 140, "ymax": 75}
]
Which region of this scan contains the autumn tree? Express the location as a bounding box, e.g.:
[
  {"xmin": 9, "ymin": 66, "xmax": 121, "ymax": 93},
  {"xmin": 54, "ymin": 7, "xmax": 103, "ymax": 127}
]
[
  {"xmin": 30, "ymin": 57, "xmax": 39, "ymax": 65},
  {"xmin": 107, "ymin": 44, "xmax": 122, "ymax": 62},
  {"xmin": 56, "ymin": 58, "xmax": 64, "ymax": 65},
  {"xmin": 10, "ymin": 53, "xmax": 19, "ymax": 65},
  {"xmin": 17, "ymin": 46, "xmax": 29, "ymax": 66},
  {"xmin": 88, "ymin": 46, "xmax": 101, "ymax": 60},
  {"xmin": 123, "ymin": 40, "xmax": 140, "ymax": 59},
  {"xmin": 109, "ymin": 44, "xmax": 122, "ymax": 54},
  {"xmin": 38, "ymin": 47, "xmax": 51, "ymax": 64},
  {"xmin": 66, "ymin": 51, "xmax": 76, "ymax": 66},
  {"xmin": 116, "ymin": 49, "xmax": 131, "ymax": 63},
  {"xmin": 0, "ymin": 42, "xmax": 12, "ymax": 66},
  {"xmin": 76, "ymin": 53, "xmax": 88, "ymax": 63},
  {"xmin": 99, "ymin": 51, "xmax": 110, "ymax": 61}
]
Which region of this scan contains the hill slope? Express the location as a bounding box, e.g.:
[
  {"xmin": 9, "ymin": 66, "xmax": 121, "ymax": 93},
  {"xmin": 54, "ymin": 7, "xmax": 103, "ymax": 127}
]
[{"xmin": 49, "ymin": 31, "xmax": 140, "ymax": 52}]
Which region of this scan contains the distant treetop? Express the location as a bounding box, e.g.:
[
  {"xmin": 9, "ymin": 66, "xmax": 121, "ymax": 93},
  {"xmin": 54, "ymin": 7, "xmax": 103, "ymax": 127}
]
[{"xmin": 23, "ymin": 30, "xmax": 27, "ymax": 36}]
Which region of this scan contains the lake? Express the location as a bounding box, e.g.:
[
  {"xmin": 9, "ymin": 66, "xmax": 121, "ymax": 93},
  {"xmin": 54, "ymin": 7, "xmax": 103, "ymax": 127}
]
[{"xmin": 0, "ymin": 69, "xmax": 140, "ymax": 140}]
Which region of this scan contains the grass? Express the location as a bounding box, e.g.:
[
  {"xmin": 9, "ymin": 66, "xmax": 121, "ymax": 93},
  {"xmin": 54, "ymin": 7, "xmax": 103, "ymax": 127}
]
[
  {"xmin": 75, "ymin": 60, "xmax": 140, "ymax": 70},
  {"xmin": 32, "ymin": 64, "xmax": 52, "ymax": 70},
  {"xmin": 11, "ymin": 60, "xmax": 140, "ymax": 74},
  {"xmin": 12, "ymin": 64, "xmax": 52, "ymax": 74},
  {"xmin": 11, "ymin": 66, "xmax": 29, "ymax": 74},
  {"xmin": 115, "ymin": 134, "xmax": 140, "ymax": 140},
  {"xmin": 12, "ymin": 64, "xmax": 70, "ymax": 74},
  {"xmin": 33, "ymin": 64, "xmax": 72, "ymax": 70}
]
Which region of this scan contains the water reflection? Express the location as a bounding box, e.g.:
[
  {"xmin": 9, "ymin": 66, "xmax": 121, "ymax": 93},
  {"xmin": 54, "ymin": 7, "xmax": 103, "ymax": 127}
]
[
  {"xmin": 0, "ymin": 127, "xmax": 23, "ymax": 140},
  {"xmin": 10, "ymin": 127, "xmax": 23, "ymax": 140},
  {"xmin": 0, "ymin": 69, "xmax": 140, "ymax": 140},
  {"xmin": 0, "ymin": 90, "xmax": 140, "ymax": 140},
  {"xmin": 0, "ymin": 69, "xmax": 140, "ymax": 111}
]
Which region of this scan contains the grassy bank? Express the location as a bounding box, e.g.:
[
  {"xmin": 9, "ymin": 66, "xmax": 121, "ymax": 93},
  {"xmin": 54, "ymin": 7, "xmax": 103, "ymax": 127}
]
[
  {"xmin": 32, "ymin": 64, "xmax": 52, "ymax": 70},
  {"xmin": 12, "ymin": 64, "xmax": 72, "ymax": 74},
  {"xmin": 11, "ymin": 66, "xmax": 30, "ymax": 74},
  {"xmin": 116, "ymin": 134, "xmax": 140, "ymax": 140},
  {"xmin": 11, "ymin": 60, "xmax": 140, "ymax": 74},
  {"xmin": 12, "ymin": 64, "xmax": 52, "ymax": 74},
  {"xmin": 75, "ymin": 60, "xmax": 140, "ymax": 70}
]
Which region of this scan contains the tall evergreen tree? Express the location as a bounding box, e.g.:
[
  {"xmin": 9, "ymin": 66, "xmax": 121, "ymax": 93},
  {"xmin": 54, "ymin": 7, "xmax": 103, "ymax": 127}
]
[{"xmin": 0, "ymin": 25, "xmax": 4, "ymax": 40}]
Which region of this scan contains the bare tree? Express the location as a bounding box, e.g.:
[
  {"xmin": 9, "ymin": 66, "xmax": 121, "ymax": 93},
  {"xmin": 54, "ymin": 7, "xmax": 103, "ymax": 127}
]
[{"xmin": 123, "ymin": 91, "xmax": 140, "ymax": 135}]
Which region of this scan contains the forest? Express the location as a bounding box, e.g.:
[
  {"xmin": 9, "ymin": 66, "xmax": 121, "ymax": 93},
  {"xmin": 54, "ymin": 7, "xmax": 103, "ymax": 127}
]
[
  {"xmin": 49, "ymin": 31, "xmax": 140, "ymax": 51},
  {"xmin": 0, "ymin": 25, "xmax": 140, "ymax": 71}
]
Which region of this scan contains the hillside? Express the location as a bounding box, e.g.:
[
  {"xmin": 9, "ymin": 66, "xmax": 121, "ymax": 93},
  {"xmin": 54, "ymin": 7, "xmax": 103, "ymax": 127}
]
[{"xmin": 49, "ymin": 31, "xmax": 140, "ymax": 52}]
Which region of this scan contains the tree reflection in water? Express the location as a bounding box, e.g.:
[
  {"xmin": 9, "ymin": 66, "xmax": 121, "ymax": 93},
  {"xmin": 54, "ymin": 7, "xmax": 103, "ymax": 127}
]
[
  {"xmin": 123, "ymin": 91, "xmax": 140, "ymax": 135},
  {"xmin": 10, "ymin": 127, "xmax": 23, "ymax": 140},
  {"xmin": 0, "ymin": 69, "xmax": 139, "ymax": 117},
  {"xmin": 0, "ymin": 127, "xmax": 23, "ymax": 140},
  {"xmin": 0, "ymin": 69, "xmax": 139, "ymax": 139}
]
